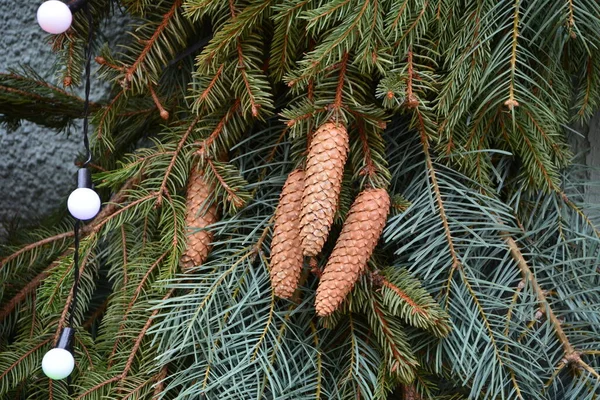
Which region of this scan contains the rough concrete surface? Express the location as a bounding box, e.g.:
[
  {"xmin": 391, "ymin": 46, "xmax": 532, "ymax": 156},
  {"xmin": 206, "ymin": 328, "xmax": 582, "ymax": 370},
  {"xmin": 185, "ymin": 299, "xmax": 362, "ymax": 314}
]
[{"xmin": 0, "ymin": 1, "xmax": 127, "ymax": 240}]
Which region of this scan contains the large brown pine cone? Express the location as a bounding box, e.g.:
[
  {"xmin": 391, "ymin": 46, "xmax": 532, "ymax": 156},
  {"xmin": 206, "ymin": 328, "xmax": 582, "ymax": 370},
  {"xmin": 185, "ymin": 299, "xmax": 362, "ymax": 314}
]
[
  {"xmin": 315, "ymin": 188, "xmax": 390, "ymax": 316},
  {"xmin": 181, "ymin": 169, "xmax": 219, "ymax": 271},
  {"xmin": 300, "ymin": 122, "xmax": 349, "ymax": 256},
  {"xmin": 270, "ymin": 169, "xmax": 305, "ymax": 298}
]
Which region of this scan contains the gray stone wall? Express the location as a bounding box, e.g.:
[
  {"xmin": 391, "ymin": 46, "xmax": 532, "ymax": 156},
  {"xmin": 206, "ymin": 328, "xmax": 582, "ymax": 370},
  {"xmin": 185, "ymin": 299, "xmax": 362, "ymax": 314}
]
[
  {"xmin": 0, "ymin": 0, "xmax": 79, "ymax": 239},
  {"xmin": 0, "ymin": 1, "xmax": 127, "ymax": 240}
]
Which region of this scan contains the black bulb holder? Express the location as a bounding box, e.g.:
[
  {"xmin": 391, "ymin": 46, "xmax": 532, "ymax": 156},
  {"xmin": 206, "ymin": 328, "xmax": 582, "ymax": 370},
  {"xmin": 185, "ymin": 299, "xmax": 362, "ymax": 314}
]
[
  {"xmin": 55, "ymin": 327, "xmax": 75, "ymax": 352},
  {"xmin": 76, "ymin": 168, "xmax": 93, "ymax": 189},
  {"xmin": 67, "ymin": 0, "xmax": 89, "ymax": 13}
]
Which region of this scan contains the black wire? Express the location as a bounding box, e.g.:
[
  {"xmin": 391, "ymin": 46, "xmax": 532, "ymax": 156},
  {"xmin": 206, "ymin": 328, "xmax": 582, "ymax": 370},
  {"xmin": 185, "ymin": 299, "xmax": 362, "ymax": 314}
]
[
  {"xmin": 68, "ymin": 220, "xmax": 81, "ymax": 327},
  {"xmin": 82, "ymin": 4, "xmax": 93, "ymax": 167}
]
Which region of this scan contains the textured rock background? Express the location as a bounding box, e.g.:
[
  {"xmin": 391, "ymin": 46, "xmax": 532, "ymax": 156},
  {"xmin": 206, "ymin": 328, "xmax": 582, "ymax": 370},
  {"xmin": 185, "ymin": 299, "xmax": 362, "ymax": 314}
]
[{"xmin": 0, "ymin": 1, "xmax": 127, "ymax": 240}]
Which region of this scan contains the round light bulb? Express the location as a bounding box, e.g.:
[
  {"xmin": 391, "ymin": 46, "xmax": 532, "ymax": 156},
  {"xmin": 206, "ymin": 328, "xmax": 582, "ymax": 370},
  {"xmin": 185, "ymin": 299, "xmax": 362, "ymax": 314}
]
[
  {"xmin": 41, "ymin": 348, "xmax": 75, "ymax": 380},
  {"xmin": 37, "ymin": 1, "xmax": 73, "ymax": 34},
  {"xmin": 67, "ymin": 188, "xmax": 101, "ymax": 220}
]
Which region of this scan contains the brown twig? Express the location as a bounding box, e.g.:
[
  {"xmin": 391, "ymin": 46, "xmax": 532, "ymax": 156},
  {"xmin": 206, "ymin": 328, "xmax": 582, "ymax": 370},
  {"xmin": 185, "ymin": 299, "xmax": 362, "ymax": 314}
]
[
  {"xmin": 504, "ymin": 234, "xmax": 600, "ymax": 380},
  {"xmin": 195, "ymin": 100, "xmax": 241, "ymax": 157},
  {"xmin": 148, "ymin": 84, "xmax": 170, "ymax": 120},
  {"xmin": 405, "ymin": 49, "xmax": 419, "ymax": 108},
  {"xmin": 156, "ymin": 117, "xmax": 200, "ymax": 206},
  {"xmin": 124, "ymin": 0, "xmax": 183, "ymax": 84}
]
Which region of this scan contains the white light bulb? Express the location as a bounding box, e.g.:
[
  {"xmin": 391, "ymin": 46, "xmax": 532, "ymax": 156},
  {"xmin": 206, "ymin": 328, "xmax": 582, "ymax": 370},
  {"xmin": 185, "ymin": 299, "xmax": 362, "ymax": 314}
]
[
  {"xmin": 42, "ymin": 348, "xmax": 75, "ymax": 380},
  {"xmin": 37, "ymin": 1, "xmax": 73, "ymax": 34},
  {"xmin": 68, "ymin": 188, "xmax": 101, "ymax": 220}
]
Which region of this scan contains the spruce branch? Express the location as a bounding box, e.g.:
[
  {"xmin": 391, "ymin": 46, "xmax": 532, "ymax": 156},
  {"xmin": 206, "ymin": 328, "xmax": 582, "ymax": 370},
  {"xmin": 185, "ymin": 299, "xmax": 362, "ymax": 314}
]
[
  {"xmin": 503, "ymin": 234, "xmax": 600, "ymax": 381},
  {"xmin": 123, "ymin": 0, "xmax": 183, "ymax": 88},
  {"xmin": 504, "ymin": 0, "xmax": 521, "ymax": 110},
  {"xmin": 156, "ymin": 117, "xmax": 200, "ymax": 206}
]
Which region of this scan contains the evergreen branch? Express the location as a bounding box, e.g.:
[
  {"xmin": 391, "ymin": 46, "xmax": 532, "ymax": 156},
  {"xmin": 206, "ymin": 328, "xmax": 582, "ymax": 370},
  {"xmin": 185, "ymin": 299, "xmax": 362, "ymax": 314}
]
[
  {"xmin": 417, "ymin": 115, "xmax": 460, "ymax": 271},
  {"xmin": 96, "ymin": 90, "xmax": 124, "ymax": 143},
  {"xmin": 75, "ymin": 336, "xmax": 95, "ymax": 370},
  {"xmin": 0, "ymin": 261, "xmax": 60, "ymax": 321},
  {"xmin": 120, "ymin": 376, "xmax": 155, "ymax": 400},
  {"xmin": 504, "ymin": 234, "xmax": 600, "ymax": 380},
  {"xmin": 237, "ymin": 40, "xmax": 260, "ymax": 117},
  {"xmin": 156, "ymin": 117, "xmax": 200, "ymax": 206},
  {"xmin": 52, "ymin": 248, "xmax": 94, "ymax": 343},
  {"xmin": 74, "ymin": 376, "xmax": 122, "ymax": 399},
  {"xmin": 405, "ymin": 49, "xmax": 419, "ymax": 108},
  {"xmin": 4, "ymin": 72, "xmax": 92, "ymax": 105},
  {"xmin": 198, "ymin": 64, "xmax": 224, "ymax": 103},
  {"xmin": 390, "ymin": 1, "xmax": 429, "ymax": 48},
  {"xmin": 333, "ymin": 52, "xmax": 349, "ymax": 110},
  {"xmin": 153, "ymin": 365, "xmax": 168, "ymax": 398},
  {"xmin": 196, "ymin": 99, "xmax": 241, "ymax": 157},
  {"xmin": 511, "ymin": 115, "xmax": 558, "ymax": 191},
  {"xmin": 379, "ymin": 275, "xmax": 427, "ymax": 317},
  {"xmin": 356, "ymin": 119, "xmax": 377, "ymax": 178},
  {"xmin": 371, "ymin": 299, "xmax": 417, "ymax": 379},
  {"xmin": 196, "ymin": 0, "xmax": 274, "ymax": 67},
  {"xmin": 0, "ymin": 338, "xmax": 52, "ymax": 381},
  {"xmin": 82, "ymin": 297, "xmax": 109, "ymax": 329},
  {"xmin": 0, "ymin": 232, "xmax": 73, "ymax": 270},
  {"xmin": 205, "ymin": 158, "xmax": 247, "ymax": 209},
  {"xmin": 108, "ymin": 250, "xmax": 169, "ymax": 367},
  {"xmin": 118, "ymin": 289, "xmax": 174, "ymax": 385},
  {"xmin": 124, "ymin": 0, "xmax": 183, "ymax": 85},
  {"xmin": 504, "ymin": 0, "xmax": 521, "ymax": 110},
  {"xmin": 310, "ymin": 321, "xmax": 322, "ymax": 399}
]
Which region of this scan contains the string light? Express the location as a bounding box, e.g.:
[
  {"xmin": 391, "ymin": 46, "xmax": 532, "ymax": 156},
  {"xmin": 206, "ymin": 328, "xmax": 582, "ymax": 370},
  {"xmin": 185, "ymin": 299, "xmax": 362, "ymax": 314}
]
[
  {"xmin": 37, "ymin": 1, "xmax": 72, "ymax": 34},
  {"xmin": 37, "ymin": 1, "xmax": 101, "ymax": 382}
]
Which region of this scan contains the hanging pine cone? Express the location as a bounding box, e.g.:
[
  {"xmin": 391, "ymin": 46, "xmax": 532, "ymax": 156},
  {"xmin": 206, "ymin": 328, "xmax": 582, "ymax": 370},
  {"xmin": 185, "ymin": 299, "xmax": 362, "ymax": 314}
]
[
  {"xmin": 315, "ymin": 188, "xmax": 390, "ymax": 316},
  {"xmin": 270, "ymin": 169, "xmax": 305, "ymax": 299},
  {"xmin": 300, "ymin": 121, "xmax": 349, "ymax": 256},
  {"xmin": 181, "ymin": 169, "xmax": 219, "ymax": 271}
]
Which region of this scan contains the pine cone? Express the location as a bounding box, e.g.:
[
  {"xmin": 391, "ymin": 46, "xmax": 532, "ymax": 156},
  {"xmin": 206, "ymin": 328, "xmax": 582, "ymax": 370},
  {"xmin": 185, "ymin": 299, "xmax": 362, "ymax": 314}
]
[
  {"xmin": 315, "ymin": 188, "xmax": 390, "ymax": 316},
  {"xmin": 181, "ymin": 169, "xmax": 219, "ymax": 271},
  {"xmin": 300, "ymin": 122, "xmax": 349, "ymax": 256},
  {"xmin": 270, "ymin": 169, "xmax": 305, "ymax": 298}
]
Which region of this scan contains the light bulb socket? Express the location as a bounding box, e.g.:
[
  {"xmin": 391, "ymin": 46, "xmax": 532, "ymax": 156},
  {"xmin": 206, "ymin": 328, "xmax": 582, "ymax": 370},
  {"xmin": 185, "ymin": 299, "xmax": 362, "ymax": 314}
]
[
  {"xmin": 68, "ymin": 0, "xmax": 89, "ymax": 13},
  {"xmin": 55, "ymin": 327, "xmax": 75, "ymax": 352},
  {"xmin": 77, "ymin": 168, "xmax": 92, "ymax": 189}
]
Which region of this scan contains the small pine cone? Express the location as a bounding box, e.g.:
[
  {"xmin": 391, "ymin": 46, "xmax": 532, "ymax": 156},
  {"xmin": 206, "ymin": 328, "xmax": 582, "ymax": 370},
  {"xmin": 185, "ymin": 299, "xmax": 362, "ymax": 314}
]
[
  {"xmin": 270, "ymin": 169, "xmax": 305, "ymax": 298},
  {"xmin": 315, "ymin": 188, "xmax": 390, "ymax": 316},
  {"xmin": 181, "ymin": 169, "xmax": 219, "ymax": 271},
  {"xmin": 300, "ymin": 122, "xmax": 349, "ymax": 256}
]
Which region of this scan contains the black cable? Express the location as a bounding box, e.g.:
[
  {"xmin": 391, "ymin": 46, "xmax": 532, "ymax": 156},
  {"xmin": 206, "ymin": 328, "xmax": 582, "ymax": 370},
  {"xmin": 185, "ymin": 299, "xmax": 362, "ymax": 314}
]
[
  {"xmin": 68, "ymin": 220, "xmax": 81, "ymax": 327},
  {"xmin": 82, "ymin": 4, "xmax": 93, "ymax": 167}
]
